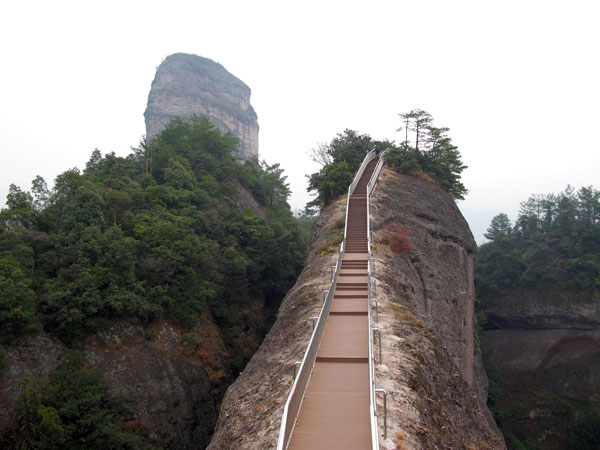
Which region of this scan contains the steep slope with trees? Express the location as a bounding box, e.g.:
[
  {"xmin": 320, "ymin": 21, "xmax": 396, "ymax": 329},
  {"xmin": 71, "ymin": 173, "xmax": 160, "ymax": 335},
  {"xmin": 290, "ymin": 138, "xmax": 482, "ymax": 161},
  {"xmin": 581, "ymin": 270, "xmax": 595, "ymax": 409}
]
[
  {"xmin": 477, "ymin": 186, "xmax": 600, "ymax": 449},
  {"xmin": 0, "ymin": 116, "xmax": 308, "ymax": 448}
]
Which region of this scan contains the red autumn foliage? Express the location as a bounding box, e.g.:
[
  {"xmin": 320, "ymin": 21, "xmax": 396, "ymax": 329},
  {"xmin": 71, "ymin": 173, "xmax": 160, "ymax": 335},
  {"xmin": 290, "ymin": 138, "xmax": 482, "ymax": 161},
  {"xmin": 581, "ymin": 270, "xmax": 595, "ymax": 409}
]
[{"xmin": 385, "ymin": 223, "xmax": 414, "ymax": 255}]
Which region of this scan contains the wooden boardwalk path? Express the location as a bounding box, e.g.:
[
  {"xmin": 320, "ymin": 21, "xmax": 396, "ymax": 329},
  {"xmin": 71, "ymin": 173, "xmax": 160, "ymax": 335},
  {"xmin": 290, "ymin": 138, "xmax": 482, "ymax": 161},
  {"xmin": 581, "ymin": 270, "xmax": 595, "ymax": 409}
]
[{"xmin": 287, "ymin": 158, "xmax": 378, "ymax": 450}]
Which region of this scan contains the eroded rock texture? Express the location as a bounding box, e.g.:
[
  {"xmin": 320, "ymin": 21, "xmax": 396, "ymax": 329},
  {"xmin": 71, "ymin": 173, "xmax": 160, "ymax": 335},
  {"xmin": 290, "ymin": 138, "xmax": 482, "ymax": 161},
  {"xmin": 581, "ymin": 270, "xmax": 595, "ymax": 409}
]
[
  {"xmin": 208, "ymin": 168, "xmax": 505, "ymax": 450},
  {"xmin": 0, "ymin": 335, "xmax": 66, "ymax": 429},
  {"xmin": 144, "ymin": 53, "xmax": 259, "ymax": 159},
  {"xmin": 0, "ymin": 317, "xmax": 230, "ymax": 449},
  {"xmin": 480, "ymin": 290, "xmax": 600, "ymax": 448},
  {"xmin": 81, "ymin": 319, "xmax": 230, "ymax": 449},
  {"xmin": 368, "ymin": 169, "xmax": 504, "ymax": 449}
]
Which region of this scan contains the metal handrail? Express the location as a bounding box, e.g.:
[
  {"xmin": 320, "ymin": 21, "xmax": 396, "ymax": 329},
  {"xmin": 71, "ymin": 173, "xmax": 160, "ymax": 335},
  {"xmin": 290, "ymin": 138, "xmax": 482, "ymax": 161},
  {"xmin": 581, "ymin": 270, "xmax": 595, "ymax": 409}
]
[
  {"xmin": 343, "ymin": 149, "xmax": 378, "ymax": 242},
  {"xmin": 276, "ymin": 241, "xmax": 344, "ymax": 450},
  {"xmin": 277, "ymin": 150, "xmax": 378, "ymax": 450},
  {"xmin": 367, "ymin": 150, "xmax": 387, "ymax": 449},
  {"xmin": 366, "ymin": 149, "xmax": 388, "ymax": 198},
  {"xmin": 368, "ymin": 258, "xmax": 379, "ymax": 450},
  {"xmin": 366, "ymin": 149, "xmax": 389, "ymax": 253}
]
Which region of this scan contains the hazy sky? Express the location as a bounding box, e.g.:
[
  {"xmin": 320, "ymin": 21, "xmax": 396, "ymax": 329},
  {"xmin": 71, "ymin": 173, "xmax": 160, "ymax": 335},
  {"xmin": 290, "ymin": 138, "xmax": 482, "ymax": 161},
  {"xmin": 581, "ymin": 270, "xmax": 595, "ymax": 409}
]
[{"xmin": 1, "ymin": 0, "xmax": 598, "ymax": 243}]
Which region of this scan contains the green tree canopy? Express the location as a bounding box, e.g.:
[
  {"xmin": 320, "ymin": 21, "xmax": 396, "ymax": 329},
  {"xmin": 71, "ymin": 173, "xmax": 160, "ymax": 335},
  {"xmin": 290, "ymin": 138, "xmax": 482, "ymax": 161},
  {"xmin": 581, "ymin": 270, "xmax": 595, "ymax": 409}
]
[
  {"xmin": 7, "ymin": 352, "xmax": 153, "ymax": 450},
  {"xmin": 306, "ymin": 129, "xmax": 377, "ymax": 209},
  {"xmin": 0, "ymin": 116, "xmax": 308, "ymax": 377},
  {"xmin": 476, "ymin": 186, "xmax": 600, "ymax": 297},
  {"xmin": 484, "ymin": 213, "xmax": 512, "ymax": 242},
  {"xmin": 387, "ymin": 109, "xmax": 467, "ymax": 199}
]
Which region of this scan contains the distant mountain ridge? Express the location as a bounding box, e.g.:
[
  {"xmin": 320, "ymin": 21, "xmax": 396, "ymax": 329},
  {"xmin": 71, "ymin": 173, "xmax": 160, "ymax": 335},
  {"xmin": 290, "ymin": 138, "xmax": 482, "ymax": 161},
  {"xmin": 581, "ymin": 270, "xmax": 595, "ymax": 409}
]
[{"xmin": 144, "ymin": 53, "xmax": 259, "ymax": 158}]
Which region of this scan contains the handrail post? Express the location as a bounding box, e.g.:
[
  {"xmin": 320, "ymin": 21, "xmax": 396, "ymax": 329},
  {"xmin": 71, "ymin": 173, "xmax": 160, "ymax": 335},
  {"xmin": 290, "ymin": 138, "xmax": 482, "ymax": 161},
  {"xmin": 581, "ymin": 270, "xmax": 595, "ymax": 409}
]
[
  {"xmin": 375, "ymin": 388, "xmax": 387, "ymax": 439},
  {"xmin": 310, "ymin": 317, "xmax": 318, "ymax": 330},
  {"xmin": 372, "ymin": 328, "xmax": 382, "ymax": 364},
  {"xmin": 368, "ymin": 259, "xmax": 371, "ymax": 300},
  {"xmin": 293, "ymin": 361, "xmax": 301, "ymax": 379},
  {"xmin": 372, "ymin": 298, "xmax": 379, "ymax": 323}
]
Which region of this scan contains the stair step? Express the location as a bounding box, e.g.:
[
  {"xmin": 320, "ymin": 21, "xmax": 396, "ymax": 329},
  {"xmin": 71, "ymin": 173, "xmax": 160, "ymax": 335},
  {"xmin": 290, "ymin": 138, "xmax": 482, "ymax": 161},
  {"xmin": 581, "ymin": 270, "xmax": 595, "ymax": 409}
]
[
  {"xmin": 330, "ymin": 311, "xmax": 368, "ymax": 316},
  {"xmin": 315, "ymin": 357, "xmax": 369, "ymax": 363}
]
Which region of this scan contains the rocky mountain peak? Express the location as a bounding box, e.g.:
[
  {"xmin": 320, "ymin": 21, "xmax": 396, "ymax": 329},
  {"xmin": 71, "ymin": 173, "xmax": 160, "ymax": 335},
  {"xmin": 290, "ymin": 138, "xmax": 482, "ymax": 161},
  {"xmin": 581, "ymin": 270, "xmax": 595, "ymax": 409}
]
[{"xmin": 144, "ymin": 53, "xmax": 259, "ymax": 158}]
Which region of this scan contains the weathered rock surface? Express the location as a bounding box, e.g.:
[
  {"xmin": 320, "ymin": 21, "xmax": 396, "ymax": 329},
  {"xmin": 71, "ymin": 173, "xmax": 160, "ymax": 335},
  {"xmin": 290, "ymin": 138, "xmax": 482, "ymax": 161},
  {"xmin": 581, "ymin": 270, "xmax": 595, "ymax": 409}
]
[
  {"xmin": 145, "ymin": 53, "xmax": 259, "ymax": 159},
  {"xmin": 480, "ymin": 289, "xmax": 600, "ymax": 448},
  {"xmin": 369, "ymin": 169, "xmax": 504, "ymax": 449},
  {"xmin": 483, "ymin": 289, "xmax": 600, "ymax": 330},
  {"xmin": 0, "ymin": 317, "xmax": 230, "ymax": 449},
  {"xmin": 0, "ymin": 334, "xmax": 66, "ymax": 428},
  {"xmin": 370, "ymin": 169, "xmax": 478, "ymax": 383},
  {"xmin": 208, "ymin": 168, "xmax": 504, "ymax": 449},
  {"xmin": 82, "ymin": 318, "xmax": 230, "ymax": 449}
]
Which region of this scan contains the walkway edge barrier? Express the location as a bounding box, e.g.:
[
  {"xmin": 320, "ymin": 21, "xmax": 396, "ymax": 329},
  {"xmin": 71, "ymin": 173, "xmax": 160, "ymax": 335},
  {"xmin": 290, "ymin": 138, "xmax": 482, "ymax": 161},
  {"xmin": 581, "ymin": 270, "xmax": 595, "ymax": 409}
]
[
  {"xmin": 276, "ymin": 239, "xmax": 342, "ymax": 450},
  {"xmin": 344, "ymin": 148, "xmax": 379, "ymax": 241},
  {"xmin": 277, "ymin": 151, "xmax": 377, "ymax": 450},
  {"xmin": 368, "ymin": 149, "xmax": 388, "ymax": 449},
  {"xmin": 277, "ymin": 149, "xmax": 387, "ymax": 450}
]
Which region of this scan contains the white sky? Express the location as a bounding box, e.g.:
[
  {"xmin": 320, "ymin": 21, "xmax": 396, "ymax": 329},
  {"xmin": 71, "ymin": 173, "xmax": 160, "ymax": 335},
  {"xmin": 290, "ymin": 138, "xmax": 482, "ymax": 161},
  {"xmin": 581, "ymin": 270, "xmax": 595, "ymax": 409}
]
[{"xmin": 1, "ymin": 0, "xmax": 599, "ymax": 243}]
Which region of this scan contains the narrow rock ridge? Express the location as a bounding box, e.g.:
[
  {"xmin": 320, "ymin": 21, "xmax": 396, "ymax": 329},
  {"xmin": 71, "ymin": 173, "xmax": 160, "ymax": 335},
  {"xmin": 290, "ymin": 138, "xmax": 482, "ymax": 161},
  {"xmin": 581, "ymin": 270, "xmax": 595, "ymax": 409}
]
[
  {"xmin": 144, "ymin": 53, "xmax": 259, "ymax": 159},
  {"xmin": 208, "ymin": 167, "xmax": 505, "ymax": 450}
]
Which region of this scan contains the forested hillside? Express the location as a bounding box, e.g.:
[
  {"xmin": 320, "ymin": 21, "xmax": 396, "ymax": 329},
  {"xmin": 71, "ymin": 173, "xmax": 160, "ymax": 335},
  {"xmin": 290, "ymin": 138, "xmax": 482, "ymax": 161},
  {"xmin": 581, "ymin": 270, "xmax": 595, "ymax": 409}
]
[
  {"xmin": 477, "ymin": 185, "xmax": 600, "ymax": 297},
  {"xmin": 476, "ymin": 186, "xmax": 600, "ymax": 449},
  {"xmin": 0, "ymin": 115, "xmax": 310, "ymax": 448},
  {"xmin": 0, "ymin": 115, "xmax": 308, "ymax": 368}
]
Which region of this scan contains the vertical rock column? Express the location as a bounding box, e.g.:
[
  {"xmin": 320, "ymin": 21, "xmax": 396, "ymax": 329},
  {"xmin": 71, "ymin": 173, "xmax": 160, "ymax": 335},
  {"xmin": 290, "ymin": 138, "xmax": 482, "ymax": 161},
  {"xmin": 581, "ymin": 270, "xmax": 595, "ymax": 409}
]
[{"xmin": 144, "ymin": 53, "xmax": 259, "ymax": 159}]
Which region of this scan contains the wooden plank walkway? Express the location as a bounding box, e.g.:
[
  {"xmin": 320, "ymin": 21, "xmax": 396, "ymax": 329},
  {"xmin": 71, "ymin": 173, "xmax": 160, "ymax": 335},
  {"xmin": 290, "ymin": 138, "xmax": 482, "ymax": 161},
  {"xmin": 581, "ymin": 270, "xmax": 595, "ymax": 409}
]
[{"xmin": 287, "ymin": 158, "xmax": 377, "ymax": 450}]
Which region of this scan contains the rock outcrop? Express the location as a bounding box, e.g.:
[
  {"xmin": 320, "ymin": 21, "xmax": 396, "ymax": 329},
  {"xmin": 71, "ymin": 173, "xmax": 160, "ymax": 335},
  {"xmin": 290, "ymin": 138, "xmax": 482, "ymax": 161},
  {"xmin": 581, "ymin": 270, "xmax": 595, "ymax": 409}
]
[
  {"xmin": 208, "ymin": 168, "xmax": 504, "ymax": 450},
  {"xmin": 1, "ymin": 317, "xmax": 230, "ymax": 449},
  {"xmin": 0, "ymin": 335, "xmax": 66, "ymax": 429},
  {"xmin": 480, "ymin": 289, "xmax": 600, "ymax": 448},
  {"xmin": 144, "ymin": 53, "xmax": 259, "ymax": 159}
]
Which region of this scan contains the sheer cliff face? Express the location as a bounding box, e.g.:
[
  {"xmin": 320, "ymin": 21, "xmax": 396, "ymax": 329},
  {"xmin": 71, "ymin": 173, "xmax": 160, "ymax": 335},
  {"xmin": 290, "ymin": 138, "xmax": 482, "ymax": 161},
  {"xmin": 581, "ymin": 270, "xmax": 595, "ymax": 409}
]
[
  {"xmin": 0, "ymin": 318, "xmax": 230, "ymax": 449},
  {"xmin": 208, "ymin": 168, "xmax": 505, "ymax": 450},
  {"xmin": 368, "ymin": 169, "xmax": 504, "ymax": 449},
  {"xmin": 370, "ymin": 169, "xmax": 477, "ymax": 383},
  {"xmin": 481, "ymin": 290, "xmax": 600, "ymax": 448},
  {"xmin": 144, "ymin": 53, "xmax": 259, "ymax": 159}
]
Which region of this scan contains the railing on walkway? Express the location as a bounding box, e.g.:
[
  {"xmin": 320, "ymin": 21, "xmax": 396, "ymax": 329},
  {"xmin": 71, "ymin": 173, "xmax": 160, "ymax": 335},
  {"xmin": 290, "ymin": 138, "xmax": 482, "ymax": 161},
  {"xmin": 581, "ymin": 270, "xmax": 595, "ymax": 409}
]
[
  {"xmin": 344, "ymin": 149, "xmax": 379, "ymax": 242},
  {"xmin": 276, "ymin": 237, "xmax": 344, "ymax": 450},
  {"xmin": 367, "ymin": 149, "xmax": 388, "ymax": 449},
  {"xmin": 366, "ymin": 150, "xmax": 388, "ymax": 251},
  {"xmin": 277, "ymin": 149, "xmax": 386, "ymax": 450}
]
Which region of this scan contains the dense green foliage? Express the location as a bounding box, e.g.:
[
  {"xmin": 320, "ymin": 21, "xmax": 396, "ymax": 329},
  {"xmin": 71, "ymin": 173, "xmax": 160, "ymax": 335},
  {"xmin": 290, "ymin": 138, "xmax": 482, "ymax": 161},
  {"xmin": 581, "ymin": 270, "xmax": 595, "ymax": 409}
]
[
  {"xmin": 476, "ymin": 186, "xmax": 600, "ymax": 297},
  {"xmin": 485, "ymin": 361, "xmax": 504, "ymax": 427},
  {"xmin": 306, "ymin": 111, "xmax": 467, "ymax": 212},
  {"xmin": 306, "ymin": 129, "xmax": 376, "ymax": 209},
  {"xmin": 0, "ymin": 116, "xmax": 307, "ymax": 373},
  {"xmin": 0, "ymin": 346, "xmax": 7, "ymax": 375},
  {"xmin": 567, "ymin": 408, "xmax": 600, "ymax": 450},
  {"xmin": 2, "ymin": 351, "xmax": 154, "ymax": 450}
]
